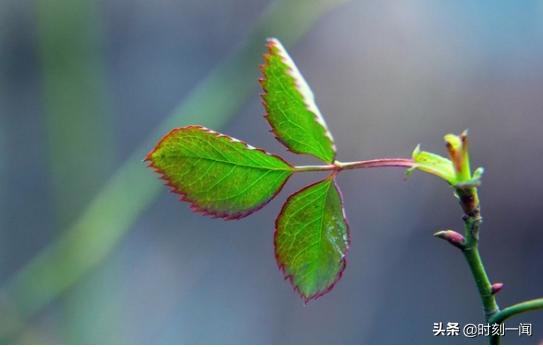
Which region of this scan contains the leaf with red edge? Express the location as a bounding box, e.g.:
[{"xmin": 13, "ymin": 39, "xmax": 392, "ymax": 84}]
[
  {"xmin": 260, "ymin": 38, "xmax": 336, "ymax": 163},
  {"xmin": 275, "ymin": 176, "xmax": 350, "ymax": 302},
  {"xmin": 146, "ymin": 126, "xmax": 293, "ymax": 219}
]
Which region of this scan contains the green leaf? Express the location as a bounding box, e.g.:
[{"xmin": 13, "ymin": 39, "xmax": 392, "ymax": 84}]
[
  {"xmin": 146, "ymin": 126, "xmax": 293, "ymax": 219},
  {"xmin": 260, "ymin": 38, "xmax": 336, "ymax": 163},
  {"xmin": 275, "ymin": 176, "xmax": 350, "ymax": 302},
  {"xmin": 409, "ymin": 145, "xmax": 456, "ymax": 184}
]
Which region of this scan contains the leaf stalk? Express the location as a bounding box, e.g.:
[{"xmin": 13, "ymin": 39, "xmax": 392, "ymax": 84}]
[{"xmin": 293, "ymin": 158, "xmax": 414, "ymax": 173}]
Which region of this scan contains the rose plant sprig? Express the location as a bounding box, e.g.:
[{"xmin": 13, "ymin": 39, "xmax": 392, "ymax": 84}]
[{"xmin": 145, "ymin": 38, "xmax": 542, "ymax": 343}]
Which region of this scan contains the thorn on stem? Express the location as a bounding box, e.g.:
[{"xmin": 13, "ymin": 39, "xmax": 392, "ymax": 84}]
[
  {"xmin": 434, "ymin": 230, "xmax": 465, "ymax": 250},
  {"xmin": 491, "ymin": 282, "xmax": 504, "ymax": 295}
]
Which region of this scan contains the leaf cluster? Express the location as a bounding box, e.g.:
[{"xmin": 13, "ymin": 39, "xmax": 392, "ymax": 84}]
[
  {"xmin": 146, "ymin": 39, "xmax": 350, "ymax": 301},
  {"xmin": 146, "ymin": 39, "xmax": 437, "ymax": 302}
]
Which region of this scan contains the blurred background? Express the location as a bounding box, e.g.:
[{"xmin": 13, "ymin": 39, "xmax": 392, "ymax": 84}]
[{"xmin": 1, "ymin": 0, "xmax": 543, "ymax": 344}]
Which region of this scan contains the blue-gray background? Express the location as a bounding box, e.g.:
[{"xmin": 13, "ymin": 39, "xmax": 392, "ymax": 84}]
[{"xmin": 1, "ymin": 0, "xmax": 542, "ymax": 344}]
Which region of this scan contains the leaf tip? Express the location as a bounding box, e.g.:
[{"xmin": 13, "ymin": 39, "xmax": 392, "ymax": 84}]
[
  {"xmin": 265, "ymin": 37, "xmax": 285, "ymax": 55},
  {"xmin": 266, "ymin": 37, "xmax": 280, "ymax": 46},
  {"xmin": 143, "ymin": 150, "xmax": 154, "ymax": 163},
  {"xmin": 412, "ymin": 144, "xmax": 421, "ymax": 158}
]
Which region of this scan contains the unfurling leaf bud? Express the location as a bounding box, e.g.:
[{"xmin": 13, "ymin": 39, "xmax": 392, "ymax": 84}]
[
  {"xmin": 491, "ymin": 282, "xmax": 504, "ymax": 295},
  {"xmin": 433, "ymin": 229, "xmax": 465, "ymax": 249},
  {"xmin": 410, "ymin": 131, "xmax": 484, "ymax": 189},
  {"xmin": 444, "ymin": 130, "xmax": 472, "ymax": 182},
  {"xmin": 409, "ymin": 145, "xmax": 456, "ymax": 184}
]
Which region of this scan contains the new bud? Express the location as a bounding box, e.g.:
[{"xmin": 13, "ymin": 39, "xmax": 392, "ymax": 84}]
[
  {"xmin": 491, "ymin": 282, "xmax": 504, "ymax": 295},
  {"xmin": 433, "ymin": 229, "xmax": 465, "ymax": 249}
]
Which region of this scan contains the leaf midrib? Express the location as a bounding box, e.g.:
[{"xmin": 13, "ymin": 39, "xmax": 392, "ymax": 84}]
[
  {"xmin": 160, "ymin": 153, "xmax": 292, "ymax": 172},
  {"xmin": 315, "ymin": 180, "xmax": 333, "ymax": 273},
  {"xmin": 287, "ymin": 180, "xmax": 333, "ymax": 270}
]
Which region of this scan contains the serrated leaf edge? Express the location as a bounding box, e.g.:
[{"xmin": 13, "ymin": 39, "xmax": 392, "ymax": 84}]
[
  {"xmin": 259, "ymin": 38, "xmax": 337, "ymax": 163},
  {"xmin": 273, "ymin": 175, "xmax": 351, "ymax": 303},
  {"xmin": 145, "ymin": 125, "xmax": 294, "ymax": 220}
]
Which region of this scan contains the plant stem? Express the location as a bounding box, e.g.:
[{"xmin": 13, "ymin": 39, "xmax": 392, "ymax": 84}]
[
  {"xmin": 294, "ymin": 158, "xmax": 414, "ymax": 172},
  {"xmin": 455, "ymin": 184, "xmax": 543, "ymax": 345},
  {"xmin": 490, "ymin": 298, "xmax": 543, "ymax": 324},
  {"xmin": 455, "ymin": 186, "xmax": 501, "ymax": 342},
  {"xmin": 489, "ymin": 298, "xmax": 543, "ymax": 344},
  {"xmin": 462, "ymin": 215, "xmax": 499, "ymax": 321}
]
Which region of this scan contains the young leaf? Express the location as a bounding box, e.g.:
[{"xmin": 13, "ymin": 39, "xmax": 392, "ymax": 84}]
[
  {"xmin": 146, "ymin": 126, "xmax": 293, "ymax": 219},
  {"xmin": 260, "ymin": 38, "xmax": 336, "ymax": 163},
  {"xmin": 409, "ymin": 145, "xmax": 456, "ymax": 184},
  {"xmin": 275, "ymin": 176, "xmax": 350, "ymax": 302}
]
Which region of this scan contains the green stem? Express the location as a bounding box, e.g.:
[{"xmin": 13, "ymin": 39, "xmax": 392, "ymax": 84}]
[
  {"xmin": 456, "ymin": 187, "xmax": 501, "ymax": 342},
  {"xmin": 489, "ymin": 298, "xmax": 543, "ymax": 344},
  {"xmin": 294, "ymin": 158, "xmax": 414, "ymax": 172},
  {"xmin": 462, "ymin": 218, "xmax": 499, "ymax": 321},
  {"xmin": 490, "ymin": 297, "xmax": 543, "ymax": 323}
]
